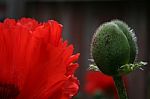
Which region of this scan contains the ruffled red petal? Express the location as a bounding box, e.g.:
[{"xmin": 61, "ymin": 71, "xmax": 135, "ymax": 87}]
[{"xmin": 0, "ymin": 18, "xmax": 79, "ymax": 99}]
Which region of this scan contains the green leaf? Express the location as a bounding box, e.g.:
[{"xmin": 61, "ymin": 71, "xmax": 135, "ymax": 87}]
[
  {"xmin": 88, "ymin": 64, "xmax": 100, "ymax": 71},
  {"xmin": 118, "ymin": 61, "xmax": 147, "ymax": 75}
]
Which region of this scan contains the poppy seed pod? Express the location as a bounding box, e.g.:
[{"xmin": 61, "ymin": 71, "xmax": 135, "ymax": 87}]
[{"xmin": 91, "ymin": 20, "xmax": 137, "ymax": 76}]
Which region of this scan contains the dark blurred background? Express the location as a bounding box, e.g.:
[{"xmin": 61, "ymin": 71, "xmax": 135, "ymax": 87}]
[{"xmin": 0, "ymin": 0, "xmax": 149, "ymax": 99}]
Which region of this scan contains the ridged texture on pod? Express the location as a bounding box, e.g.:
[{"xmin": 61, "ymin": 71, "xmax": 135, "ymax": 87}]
[
  {"xmin": 91, "ymin": 20, "xmax": 137, "ymax": 76},
  {"xmin": 112, "ymin": 20, "xmax": 138, "ymax": 63}
]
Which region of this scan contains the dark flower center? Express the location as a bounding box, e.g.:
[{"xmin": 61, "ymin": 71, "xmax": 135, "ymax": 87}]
[{"xmin": 0, "ymin": 83, "xmax": 20, "ymax": 99}]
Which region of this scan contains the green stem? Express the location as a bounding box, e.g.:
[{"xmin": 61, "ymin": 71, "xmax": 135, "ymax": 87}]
[{"xmin": 113, "ymin": 76, "xmax": 128, "ymax": 99}]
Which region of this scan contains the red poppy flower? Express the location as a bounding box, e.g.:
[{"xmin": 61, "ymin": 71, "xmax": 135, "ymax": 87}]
[
  {"xmin": 0, "ymin": 18, "xmax": 80, "ymax": 99},
  {"xmin": 85, "ymin": 71, "xmax": 118, "ymax": 99}
]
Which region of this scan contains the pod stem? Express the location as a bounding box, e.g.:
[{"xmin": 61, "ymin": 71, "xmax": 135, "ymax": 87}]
[{"xmin": 113, "ymin": 76, "xmax": 128, "ymax": 99}]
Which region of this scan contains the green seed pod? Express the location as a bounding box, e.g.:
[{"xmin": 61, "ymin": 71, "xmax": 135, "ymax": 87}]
[
  {"xmin": 91, "ymin": 20, "xmax": 137, "ymax": 76},
  {"xmin": 112, "ymin": 20, "xmax": 138, "ymax": 63}
]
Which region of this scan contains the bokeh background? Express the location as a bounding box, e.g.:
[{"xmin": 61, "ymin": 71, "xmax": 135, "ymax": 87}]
[{"xmin": 0, "ymin": 0, "xmax": 149, "ymax": 99}]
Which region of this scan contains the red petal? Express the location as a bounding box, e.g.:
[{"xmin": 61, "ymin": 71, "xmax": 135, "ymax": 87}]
[
  {"xmin": 65, "ymin": 63, "xmax": 79, "ymax": 76},
  {"xmin": 67, "ymin": 53, "xmax": 80, "ymax": 65},
  {"xmin": 0, "ymin": 18, "xmax": 80, "ymax": 99},
  {"xmin": 18, "ymin": 18, "xmax": 39, "ymax": 31},
  {"xmin": 62, "ymin": 76, "xmax": 79, "ymax": 98},
  {"xmin": 48, "ymin": 20, "xmax": 62, "ymax": 46}
]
